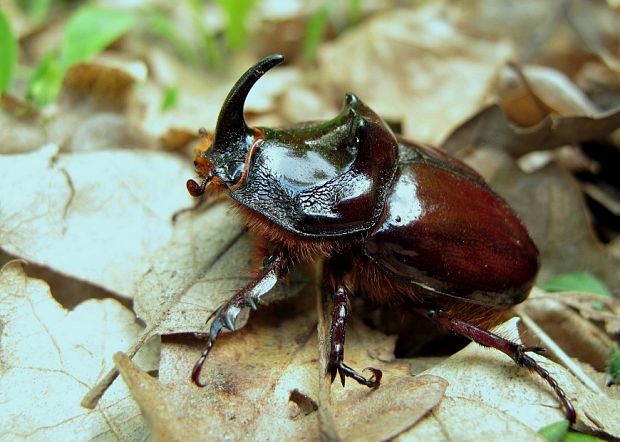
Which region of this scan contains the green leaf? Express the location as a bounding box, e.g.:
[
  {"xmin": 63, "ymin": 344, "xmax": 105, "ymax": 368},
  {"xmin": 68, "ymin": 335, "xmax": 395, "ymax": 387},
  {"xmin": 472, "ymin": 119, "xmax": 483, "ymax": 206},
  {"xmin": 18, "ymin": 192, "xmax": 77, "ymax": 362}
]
[
  {"xmin": 61, "ymin": 6, "xmax": 135, "ymax": 70},
  {"xmin": 538, "ymin": 420, "xmax": 570, "ymax": 442},
  {"xmin": 541, "ymin": 272, "xmax": 612, "ymax": 297},
  {"xmin": 0, "ymin": 9, "xmax": 18, "ymax": 92},
  {"xmin": 608, "ymin": 344, "xmax": 620, "ymax": 385},
  {"xmin": 216, "ymin": 0, "xmax": 255, "ymax": 51},
  {"xmin": 564, "ymin": 432, "xmax": 607, "ymax": 442},
  {"xmin": 146, "ymin": 12, "xmax": 197, "ymax": 64},
  {"xmin": 161, "ymin": 85, "xmax": 179, "ymax": 112},
  {"xmin": 17, "ymin": 0, "xmax": 52, "ymax": 23},
  {"xmin": 26, "ymin": 53, "xmax": 62, "ymax": 106},
  {"xmin": 348, "ymin": 0, "xmax": 363, "ymax": 24},
  {"xmin": 304, "ymin": 6, "xmax": 329, "ymax": 62}
]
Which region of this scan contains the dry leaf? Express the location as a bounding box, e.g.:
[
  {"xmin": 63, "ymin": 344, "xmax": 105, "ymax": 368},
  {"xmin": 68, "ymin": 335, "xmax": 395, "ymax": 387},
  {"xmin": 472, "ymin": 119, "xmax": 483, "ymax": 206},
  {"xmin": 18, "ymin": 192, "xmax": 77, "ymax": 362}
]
[
  {"xmin": 420, "ymin": 318, "xmax": 620, "ymax": 439},
  {"xmin": 116, "ymin": 306, "xmax": 320, "ymax": 441},
  {"xmin": 521, "ymin": 294, "xmax": 614, "ymax": 372},
  {"xmin": 83, "ymin": 200, "xmax": 308, "ymax": 408},
  {"xmin": 118, "ymin": 292, "xmax": 446, "ymax": 441},
  {"xmin": 280, "ymin": 85, "xmax": 337, "ymax": 125},
  {"xmin": 499, "ymin": 65, "xmax": 599, "ymax": 126},
  {"xmin": 0, "ymin": 261, "xmax": 157, "ymax": 440},
  {"xmin": 0, "ymin": 145, "xmax": 193, "ymax": 297},
  {"xmin": 61, "ymin": 111, "xmax": 154, "ymax": 152},
  {"xmin": 399, "ymin": 396, "xmax": 545, "ymax": 441},
  {"xmin": 61, "ymin": 55, "xmax": 147, "ymax": 111},
  {"xmin": 41, "ymin": 56, "xmax": 153, "ymax": 152},
  {"xmin": 139, "ymin": 49, "xmax": 300, "ymax": 140},
  {"xmin": 545, "ymin": 291, "xmax": 620, "ymax": 335},
  {"xmin": 317, "ymin": 4, "xmax": 514, "ymax": 144},
  {"xmin": 310, "ymin": 281, "xmax": 447, "ymax": 441},
  {"xmin": 132, "ymin": 203, "xmax": 308, "ymax": 336},
  {"xmin": 324, "ymin": 319, "xmax": 447, "ymax": 441},
  {"xmin": 565, "ymin": 0, "xmax": 620, "ymax": 74},
  {"xmin": 450, "ymin": 0, "xmax": 620, "ymax": 74},
  {"xmin": 449, "ymin": 0, "xmax": 562, "ymax": 59},
  {"xmin": 576, "ymin": 61, "xmax": 620, "ymax": 111},
  {"xmin": 0, "ymin": 112, "xmax": 46, "ymax": 154},
  {"xmin": 333, "ymin": 374, "xmax": 447, "ymax": 441},
  {"xmin": 442, "ymin": 103, "xmax": 620, "ymax": 158}
]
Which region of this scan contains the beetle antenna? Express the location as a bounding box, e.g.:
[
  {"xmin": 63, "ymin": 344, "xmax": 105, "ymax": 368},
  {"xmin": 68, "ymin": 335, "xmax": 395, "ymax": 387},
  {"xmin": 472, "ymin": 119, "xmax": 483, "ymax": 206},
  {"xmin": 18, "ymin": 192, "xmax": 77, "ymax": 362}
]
[{"xmin": 213, "ymin": 54, "xmax": 284, "ymax": 150}]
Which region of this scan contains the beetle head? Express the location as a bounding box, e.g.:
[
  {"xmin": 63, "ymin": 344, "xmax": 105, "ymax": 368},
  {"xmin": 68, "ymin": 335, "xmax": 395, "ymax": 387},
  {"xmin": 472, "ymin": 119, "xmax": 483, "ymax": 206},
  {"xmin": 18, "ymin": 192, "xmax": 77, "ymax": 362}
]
[{"xmin": 187, "ymin": 54, "xmax": 285, "ymax": 197}]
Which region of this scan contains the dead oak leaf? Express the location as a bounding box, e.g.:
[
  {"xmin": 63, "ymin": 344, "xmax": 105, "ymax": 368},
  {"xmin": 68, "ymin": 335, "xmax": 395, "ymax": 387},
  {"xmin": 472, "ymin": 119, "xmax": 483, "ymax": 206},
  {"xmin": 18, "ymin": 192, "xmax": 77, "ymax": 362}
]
[
  {"xmin": 0, "ymin": 145, "xmax": 193, "ymax": 297},
  {"xmin": 521, "ymin": 293, "xmax": 614, "ymax": 373},
  {"xmin": 139, "ymin": 49, "xmax": 300, "ymax": 140},
  {"xmin": 499, "ymin": 65, "xmax": 600, "ymax": 127},
  {"xmin": 313, "ymin": 288, "xmax": 447, "ymax": 441},
  {"xmin": 0, "ymin": 261, "xmax": 157, "ymax": 441},
  {"xmin": 332, "ymin": 374, "xmax": 448, "ymax": 441},
  {"xmin": 116, "ymin": 309, "xmax": 320, "ymax": 441},
  {"xmin": 400, "ymin": 396, "xmax": 545, "ymax": 442},
  {"xmin": 0, "ymin": 103, "xmax": 46, "ymax": 154},
  {"xmin": 317, "ymin": 4, "xmax": 514, "ymax": 144},
  {"xmin": 132, "ymin": 201, "xmax": 310, "ymax": 336},
  {"xmin": 442, "ymin": 102, "xmax": 620, "ymax": 158},
  {"xmin": 544, "ymin": 291, "xmax": 620, "ymax": 336},
  {"xmin": 322, "ymin": 319, "xmax": 448, "ymax": 441},
  {"xmin": 118, "ymin": 293, "xmax": 445, "ymax": 440},
  {"xmin": 131, "ymin": 203, "xmax": 248, "ymax": 335},
  {"xmin": 83, "ymin": 202, "xmax": 308, "ymax": 408},
  {"xmin": 420, "ymin": 318, "xmax": 620, "ymax": 439}
]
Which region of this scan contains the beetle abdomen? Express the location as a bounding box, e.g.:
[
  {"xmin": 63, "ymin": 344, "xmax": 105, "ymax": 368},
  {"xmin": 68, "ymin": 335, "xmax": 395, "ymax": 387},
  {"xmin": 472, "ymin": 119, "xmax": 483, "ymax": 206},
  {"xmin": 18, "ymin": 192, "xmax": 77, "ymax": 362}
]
[{"xmin": 364, "ymin": 159, "xmax": 539, "ymax": 307}]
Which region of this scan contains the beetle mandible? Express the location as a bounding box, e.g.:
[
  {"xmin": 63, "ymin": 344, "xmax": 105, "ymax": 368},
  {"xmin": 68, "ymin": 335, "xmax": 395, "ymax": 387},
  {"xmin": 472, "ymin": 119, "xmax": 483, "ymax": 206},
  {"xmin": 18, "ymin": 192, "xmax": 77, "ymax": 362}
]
[{"xmin": 186, "ymin": 54, "xmax": 576, "ymax": 422}]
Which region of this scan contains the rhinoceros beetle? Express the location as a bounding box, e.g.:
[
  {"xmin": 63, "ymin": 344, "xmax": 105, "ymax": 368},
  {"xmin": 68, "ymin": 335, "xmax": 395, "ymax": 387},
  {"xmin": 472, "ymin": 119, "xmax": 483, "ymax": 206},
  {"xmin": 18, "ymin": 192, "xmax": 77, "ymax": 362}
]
[{"xmin": 186, "ymin": 54, "xmax": 576, "ymax": 422}]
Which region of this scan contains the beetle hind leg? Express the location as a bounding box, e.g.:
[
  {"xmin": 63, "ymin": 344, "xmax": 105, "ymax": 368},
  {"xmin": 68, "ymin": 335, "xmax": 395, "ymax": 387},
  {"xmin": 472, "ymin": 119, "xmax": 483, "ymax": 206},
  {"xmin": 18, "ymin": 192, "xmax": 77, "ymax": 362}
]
[
  {"xmin": 417, "ymin": 307, "xmax": 576, "ymax": 423},
  {"xmin": 328, "ymin": 286, "xmax": 382, "ymax": 388},
  {"xmin": 191, "ymin": 253, "xmax": 289, "ymax": 387}
]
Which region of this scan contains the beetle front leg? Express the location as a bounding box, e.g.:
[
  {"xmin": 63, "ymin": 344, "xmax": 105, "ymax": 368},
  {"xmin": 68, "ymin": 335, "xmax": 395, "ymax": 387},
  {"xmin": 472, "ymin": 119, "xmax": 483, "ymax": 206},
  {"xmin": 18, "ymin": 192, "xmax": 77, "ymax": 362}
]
[
  {"xmin": 418, "ymin": 308, "xmax": 576, "ymax": 423},
  {"xmin": 328, "ymin": 286, "xmax": 382, "ymax": 388},
  {"xmin": 191, "ymin": 253, "xmax": 289, "ymax": 386}
]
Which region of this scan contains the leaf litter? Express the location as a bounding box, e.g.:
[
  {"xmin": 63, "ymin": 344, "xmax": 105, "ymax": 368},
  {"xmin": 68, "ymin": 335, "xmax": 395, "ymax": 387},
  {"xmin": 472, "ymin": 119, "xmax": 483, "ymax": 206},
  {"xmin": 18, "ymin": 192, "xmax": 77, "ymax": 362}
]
[
  {"xmin": 0, "ymin": 261, "xmax": 158, "ymax": 441},
  {"xmin": 0, "ymin": 144, "xmax": 194, "ymax": 297},
  {"xmin": 1, "ymin": 1, "xmax": 620, "ymax": 440},
  {"xmin": 115, "ymin": 289, "xmax": 447, "ymax": 442}
]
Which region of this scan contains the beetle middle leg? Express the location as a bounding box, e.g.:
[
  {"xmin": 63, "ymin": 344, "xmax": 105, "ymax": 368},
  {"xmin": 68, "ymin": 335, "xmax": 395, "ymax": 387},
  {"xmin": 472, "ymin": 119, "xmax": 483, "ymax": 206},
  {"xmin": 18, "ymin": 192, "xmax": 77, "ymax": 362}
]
[
  {"xmin": 418, "ymin": 307, "xmax": 576, "ymax": 423},
  {"xmin": 191, "ymin": 252, "xmax": 289, "ymax": 386},
  {"xmin": 327, "ymin": 286, "xmax": 382, "ymax": 388}
]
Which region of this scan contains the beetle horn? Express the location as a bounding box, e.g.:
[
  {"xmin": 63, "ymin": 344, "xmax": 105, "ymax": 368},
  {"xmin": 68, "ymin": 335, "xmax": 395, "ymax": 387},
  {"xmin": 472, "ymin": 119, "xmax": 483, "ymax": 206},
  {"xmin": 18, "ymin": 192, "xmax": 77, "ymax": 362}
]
[{"xmin": 213, "ymin": 54, "xmax": 284, "ymax": 148}]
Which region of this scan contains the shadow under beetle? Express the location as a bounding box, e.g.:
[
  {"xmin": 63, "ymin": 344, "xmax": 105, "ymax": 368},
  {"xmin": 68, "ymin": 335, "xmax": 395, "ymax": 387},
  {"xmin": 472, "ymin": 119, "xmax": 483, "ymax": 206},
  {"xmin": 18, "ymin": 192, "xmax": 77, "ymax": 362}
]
[{"xmin": 186, "ymin": 54, "xmax": 576, "ymax": 422}]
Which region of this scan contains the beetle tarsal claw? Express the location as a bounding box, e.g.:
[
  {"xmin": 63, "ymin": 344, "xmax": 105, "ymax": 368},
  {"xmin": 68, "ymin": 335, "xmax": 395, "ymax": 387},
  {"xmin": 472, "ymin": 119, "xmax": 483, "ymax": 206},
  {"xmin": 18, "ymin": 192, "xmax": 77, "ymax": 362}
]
[
  {"xmin": 523, "ymin": 345, "xmax": 546, "ymax": 355},
  {"xmin": 515, "ymin": 345, "xmax": 546, "ymax": 366},
  {"xmin": 247, "ymin": 297, "xmax": 258, "ymax": 310},
  {"xmin": 330, "ymin": 362, "xmax": 382, "ymax": 389},
  {"xmin": 363, "ymin": 367, "xmax": 383, "ymax": 386},
  {"xmin": 191, "ymin": 352, "xmax": 209, "ymax": 387},
  {"xmin": 222, "ymin": 311, "xmax": 236, "ymax": 331}
]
